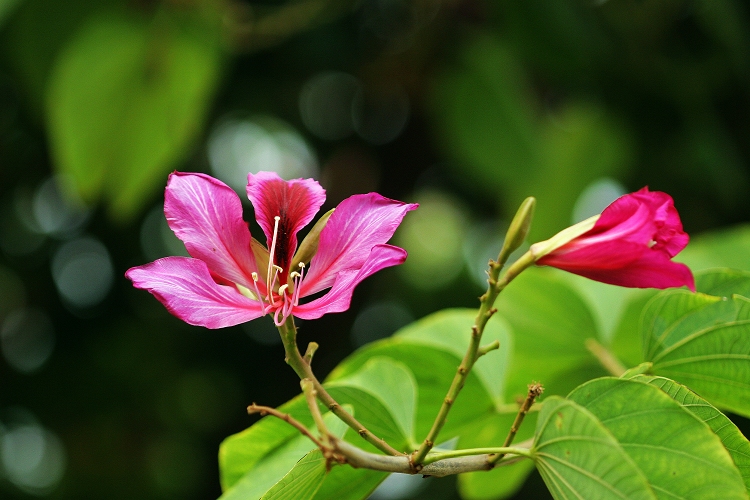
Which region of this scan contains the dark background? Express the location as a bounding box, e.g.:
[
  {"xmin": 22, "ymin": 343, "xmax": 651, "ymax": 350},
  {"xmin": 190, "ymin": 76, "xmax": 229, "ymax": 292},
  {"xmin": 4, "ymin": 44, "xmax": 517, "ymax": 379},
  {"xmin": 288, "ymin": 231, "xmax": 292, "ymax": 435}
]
[{"xmin": 1, "ymin": 0, "xmax": 749, "ymax": 498}]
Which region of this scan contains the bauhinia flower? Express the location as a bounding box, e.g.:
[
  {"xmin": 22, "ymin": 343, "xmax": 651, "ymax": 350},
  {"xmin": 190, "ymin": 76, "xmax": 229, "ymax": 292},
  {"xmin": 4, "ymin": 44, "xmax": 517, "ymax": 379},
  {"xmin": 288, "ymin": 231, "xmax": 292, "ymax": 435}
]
[
  {"xmin": 530, "ymin": 187, "xmax": 695, "ymax": 291},
  {"xmin": 126, "ymin": 171, "xmax": 417, "ymax": 328}
]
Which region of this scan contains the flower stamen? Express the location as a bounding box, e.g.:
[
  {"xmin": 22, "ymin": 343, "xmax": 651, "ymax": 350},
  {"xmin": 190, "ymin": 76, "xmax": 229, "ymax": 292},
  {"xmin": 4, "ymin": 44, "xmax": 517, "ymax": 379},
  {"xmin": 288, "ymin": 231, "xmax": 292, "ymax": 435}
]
[{"xmin": 266, "ymin": 215, "xmax": 282, "ymax": 300}]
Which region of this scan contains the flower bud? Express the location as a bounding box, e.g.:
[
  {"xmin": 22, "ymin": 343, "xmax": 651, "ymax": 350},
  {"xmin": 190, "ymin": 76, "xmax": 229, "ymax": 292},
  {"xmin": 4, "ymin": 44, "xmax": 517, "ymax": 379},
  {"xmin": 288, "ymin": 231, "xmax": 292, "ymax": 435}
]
[{"xmin": 499, "ymin": 197, "xmax": 536, "ymax": 264}]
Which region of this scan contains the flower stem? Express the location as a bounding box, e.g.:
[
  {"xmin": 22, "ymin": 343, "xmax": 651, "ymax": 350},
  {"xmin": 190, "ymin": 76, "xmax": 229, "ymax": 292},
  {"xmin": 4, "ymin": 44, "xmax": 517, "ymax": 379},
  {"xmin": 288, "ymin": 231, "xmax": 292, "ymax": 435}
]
[
  {"xmin": 410, "ymin": 250, "xmax": 536, "ymax": 466},
  {"xmin": 423, "ymin": 446, "xmax": 532, "ymax": 465},
  {"xmin": 278, "ymin": 317, "xmax": 402, "ymax": 456},
  {"xmin": 585, "ymin": 338, "xmax": 627, "ymax": 377}
]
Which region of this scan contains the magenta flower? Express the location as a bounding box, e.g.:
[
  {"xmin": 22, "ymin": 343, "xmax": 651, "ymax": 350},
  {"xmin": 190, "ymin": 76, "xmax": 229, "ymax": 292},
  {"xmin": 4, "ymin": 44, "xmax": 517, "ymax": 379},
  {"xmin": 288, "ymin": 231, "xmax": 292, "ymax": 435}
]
[
  {"xmin": 126, "ymin": 172, "xmax": 417, "ymax": 328},
  {"xmin": 532, "ymin": 187, "xmax": 695, "ymax": 291}
]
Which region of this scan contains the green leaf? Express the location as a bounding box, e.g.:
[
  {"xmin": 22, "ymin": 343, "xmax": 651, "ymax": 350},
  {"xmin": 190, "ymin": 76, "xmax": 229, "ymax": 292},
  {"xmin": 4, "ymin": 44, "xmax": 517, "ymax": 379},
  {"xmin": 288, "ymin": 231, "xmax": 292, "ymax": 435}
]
[
  {"xmin": 391, "ymin": 309, "xmax": 511, "ymax": 407},
  {"xmin": 532, "ymin": 396, "xmax": 656, "ymax": 500},
  {"xmin": 327, "ymin": 357, "xmax": 417, "ymax": 444},
  {"xmin": 219, "ymin": 395, "xmax": 311, "ymax": 491},
  {"xmin": 219, "ymin": 408, "xmax": 348, "ymax": 499},
  {"xmin": 327, "ymin": 309, "xmax": 507, "ymax": 440},
  {"xmin": 496, "ymin": 268, "xmax": 606, "ymax": 400},
  {"xmin": 630, "ymin": 375, "xmax": 750, "ymax": 493},
  {"xmin": 260, "ymin": 449, "xmax": 327, "ymax": 500},
  {"xmin": 641, "ymin": 290, "xmax": 721, "ymax": 361},
  {"xmin": 695, "ymin": 268, "xmax": 750, "ymax": 298},
  {"xmin": 679, "ymin": 224, "xmax": 750, "ymax": 272},
  {"xmin": 568, "ymin": 377, "xmax": 748, "ymax": 499},
  {"xmin": 641, "ymin": 290, "xmax": 750, "ymax": 416},
  {"xmin": 46, "ymin": 10, "xmax": 222, "ymax": 219},
  {"xmin": 311, "ymin": 467, "xmax": 386, "ymax": 500}
]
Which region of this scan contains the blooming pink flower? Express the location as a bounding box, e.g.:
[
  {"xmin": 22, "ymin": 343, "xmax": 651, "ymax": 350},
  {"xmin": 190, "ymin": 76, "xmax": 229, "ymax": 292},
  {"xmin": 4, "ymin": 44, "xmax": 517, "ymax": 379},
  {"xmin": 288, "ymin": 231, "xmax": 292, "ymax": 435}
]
[
  {"xmin": 532, "ymin": 187, "xmax": 695, "ymax": 291},
  {"xmin": 126, "ymin": 172, "xmax": 417, "ymax": 328}
]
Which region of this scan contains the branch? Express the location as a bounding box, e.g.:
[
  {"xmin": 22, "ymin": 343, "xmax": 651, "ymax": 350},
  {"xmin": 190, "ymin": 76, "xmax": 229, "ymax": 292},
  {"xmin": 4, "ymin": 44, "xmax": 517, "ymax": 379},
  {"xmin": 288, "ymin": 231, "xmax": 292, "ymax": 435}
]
[
  {"xmin": 410, "ymin": 250, "xmax": 536, "ymax": 465},
  {"xmin": 278, "ymin": 318, "xmax": 403, "ymax": 457},
  {"xmin": 334, "ymin": 439, "xmax": 531, "ymax": 477}
]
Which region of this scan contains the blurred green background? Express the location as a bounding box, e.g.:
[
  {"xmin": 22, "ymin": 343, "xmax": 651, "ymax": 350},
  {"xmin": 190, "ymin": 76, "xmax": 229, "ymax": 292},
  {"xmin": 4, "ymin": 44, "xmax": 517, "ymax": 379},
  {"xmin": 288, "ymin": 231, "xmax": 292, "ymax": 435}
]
[{"xmin": 1, "ymin": 0, "xmax": 749, "ymax": 498}]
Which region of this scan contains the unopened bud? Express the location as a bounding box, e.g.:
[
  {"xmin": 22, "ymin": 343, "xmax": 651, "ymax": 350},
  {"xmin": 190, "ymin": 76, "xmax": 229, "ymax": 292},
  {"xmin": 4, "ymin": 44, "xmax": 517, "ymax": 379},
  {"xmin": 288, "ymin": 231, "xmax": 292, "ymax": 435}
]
[{"xmin": 499, "ymin": 197, "xmax": 536, "ymax": 264}]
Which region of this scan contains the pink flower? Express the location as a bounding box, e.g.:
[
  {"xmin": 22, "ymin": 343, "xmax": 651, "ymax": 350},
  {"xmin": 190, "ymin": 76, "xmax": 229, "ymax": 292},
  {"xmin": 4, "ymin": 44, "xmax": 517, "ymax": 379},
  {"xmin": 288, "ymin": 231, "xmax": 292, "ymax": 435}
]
[
  {"xmin": 532, "ymin": 187, "xmax": 695, "ymax": 291},
  {"xmin": 126, "ymin": 172, "xmax": 417, "ymax": 328}
]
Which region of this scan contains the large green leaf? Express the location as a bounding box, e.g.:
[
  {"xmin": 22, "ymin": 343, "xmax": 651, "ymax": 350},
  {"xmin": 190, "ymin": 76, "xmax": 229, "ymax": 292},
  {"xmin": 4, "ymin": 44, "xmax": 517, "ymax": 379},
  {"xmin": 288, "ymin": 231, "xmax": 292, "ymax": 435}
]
[
  {"xmin": 387, "ymin": 309, "xmax": 511, "ymax": 407},
  {"xmin": 311, "ymin": 467, "xmax": 386, "ymax": 500},
  {"xmin": 219, "ymin": 408, "xmax": 348, "ymax": 499},
  {"xmin": 260, "ymin": 449, "xmax": 327, "ymax": 500},
  {"xmin": 630, "ymin": 375, "xmax": 750, "ymax": 493},
  {"xmin": 46, "ymin": 10, "xmax": 222, "ymax": 219},
  {"xmin": 679, "ymin": 224, "xmax": 750, "ymax": 273},
  {"xmin": 641, "ymin": 289, "xmax": 750, "ymax": 416},
  {"xmin": 568, "ymin": 377, "xmax": 748, "ymax": 499},
  {"xmin": 695, "ymin": 268, "xmax": 750, "ymax": 298},
  {"xmin": 496, "ymin": 268, "xmax": 606, "ymax": 400},
  {"xmin": 327, "ymin": 309, "xmax": 509, "ymax": 440},
  {"xmin": 532, "ymin": 396, "xmax": 656, "ymax": 500},
  {"xmin": 327, "ymin": 357, "xmax": 417, "ymax": 445},
  {"xmin": 219, "ymin": 395, "xmax": 311, "ymax": 491}
]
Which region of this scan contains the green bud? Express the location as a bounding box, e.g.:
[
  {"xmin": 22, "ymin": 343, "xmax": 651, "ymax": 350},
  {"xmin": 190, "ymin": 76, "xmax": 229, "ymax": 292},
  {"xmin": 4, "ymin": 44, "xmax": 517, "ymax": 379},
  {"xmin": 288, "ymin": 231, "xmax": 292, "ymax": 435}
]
[
  {"xmin": 529, "ymin": 214, "xmax": 599, "ymax": 260},
  {"xmin": 499, "ymin": 197, "xmax": 536, "ymax": 264},
  {"xmin": 290, "ymin": 208, "xmax": 335, "ymax": 271}
]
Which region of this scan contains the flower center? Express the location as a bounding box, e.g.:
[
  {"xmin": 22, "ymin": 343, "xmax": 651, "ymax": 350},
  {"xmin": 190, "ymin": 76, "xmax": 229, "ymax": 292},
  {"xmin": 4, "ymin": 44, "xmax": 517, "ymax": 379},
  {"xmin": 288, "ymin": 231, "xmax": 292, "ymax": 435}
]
[{"xmin": 246, "ymin": 215, "xmax": 307, "ymax": 326}]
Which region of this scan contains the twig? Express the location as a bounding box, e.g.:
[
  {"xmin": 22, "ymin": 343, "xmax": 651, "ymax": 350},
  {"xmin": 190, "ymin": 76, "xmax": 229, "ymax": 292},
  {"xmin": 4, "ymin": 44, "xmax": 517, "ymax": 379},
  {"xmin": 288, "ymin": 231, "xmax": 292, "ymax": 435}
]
[
  {"xmin": 247, "ymin": 403, "xmax": 325, "ymax": 449},
  {"xmin": 487, "ymin": 383, "xmax": 543, "ymax": 465}
]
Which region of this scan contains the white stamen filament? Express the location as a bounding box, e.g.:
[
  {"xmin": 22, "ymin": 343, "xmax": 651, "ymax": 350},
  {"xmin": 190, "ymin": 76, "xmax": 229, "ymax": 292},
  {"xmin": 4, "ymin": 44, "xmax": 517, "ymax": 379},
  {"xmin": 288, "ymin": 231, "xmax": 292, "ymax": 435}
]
[{"xmin": 266, "ymin": 216, "xmax": 281, "ymax": 302}]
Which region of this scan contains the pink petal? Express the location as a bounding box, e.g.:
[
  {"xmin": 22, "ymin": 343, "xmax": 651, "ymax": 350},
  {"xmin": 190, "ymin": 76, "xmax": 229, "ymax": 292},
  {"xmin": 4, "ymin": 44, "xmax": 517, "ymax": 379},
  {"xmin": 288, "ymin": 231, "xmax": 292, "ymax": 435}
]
[
  {"xmin": 246, "ymin": 172, "xmax": 326, "ymax": 276},
  {"xmin": 294, "ymin": 244, "xmax": 407, "ymax": 319},
  {"xmin": 580, "ymin": 196, "xmax": 656, "ymax": 246},
  {"xmin": 555, "ymin": 252, "xmax": 696, "ymax": 291},
  {"xmin": 300, "ymin": 193, "xmax": 418, "ymax": 297},
  {"xmin": 126, "ymin": 257, "xmax": 266, "ymax": 329},
  {"xmin": 538, "ymin": 239, "xmax": 645, "ymax": 271},
  {"xmin": 165, "ymin": 172, "xmax": 258, "ymax": 287}
]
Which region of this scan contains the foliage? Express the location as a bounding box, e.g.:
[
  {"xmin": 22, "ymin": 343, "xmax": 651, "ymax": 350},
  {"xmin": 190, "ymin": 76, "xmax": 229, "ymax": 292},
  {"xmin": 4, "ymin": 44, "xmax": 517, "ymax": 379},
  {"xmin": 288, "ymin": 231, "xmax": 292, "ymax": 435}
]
[{"xmin": 219, "ymin": 266, "xmax": 750, "ymax": 499}]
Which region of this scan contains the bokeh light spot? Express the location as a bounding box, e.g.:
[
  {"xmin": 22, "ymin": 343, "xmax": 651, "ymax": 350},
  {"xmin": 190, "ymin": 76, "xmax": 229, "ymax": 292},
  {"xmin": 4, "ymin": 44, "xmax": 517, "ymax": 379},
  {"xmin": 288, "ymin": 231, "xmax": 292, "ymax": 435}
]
[
  {"xmin": 208, "ymin": 116, "xmax": 318, "ymax": 191},
  {"xmin": 51, "ymin": 237, "xmax": 114, "ymax": 308},
  {"xmin": 1, "ymin": 422, "xmax": 66, "ymax": 495},
  {"xmin": 571, "ymin": 178, "xmax": 626, "ymax": 223},
  {"xmin": 395, "ymin": 190, "xmax": 468, "ymax": 290},
  {"xmin": 1, "ymin": 308, "xmax": 54, "ymax": 374},
  {"xmin": 140, "ymin": 204, "xmax": 189, "ymax": 262},
  {"xmin": 352, "ymin": 85, "xmax": 410, "ymax": 145},
  {"xmin": 299, "ymin": 71, "xmax": 361, "ymax": 140},
  {"xmin": 463, "ymin": 220, "xmax": 510, "ymax": 289},
  {"xmin": 32, "ymin": 175, "xmax": 90, "ymax": 238}
]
